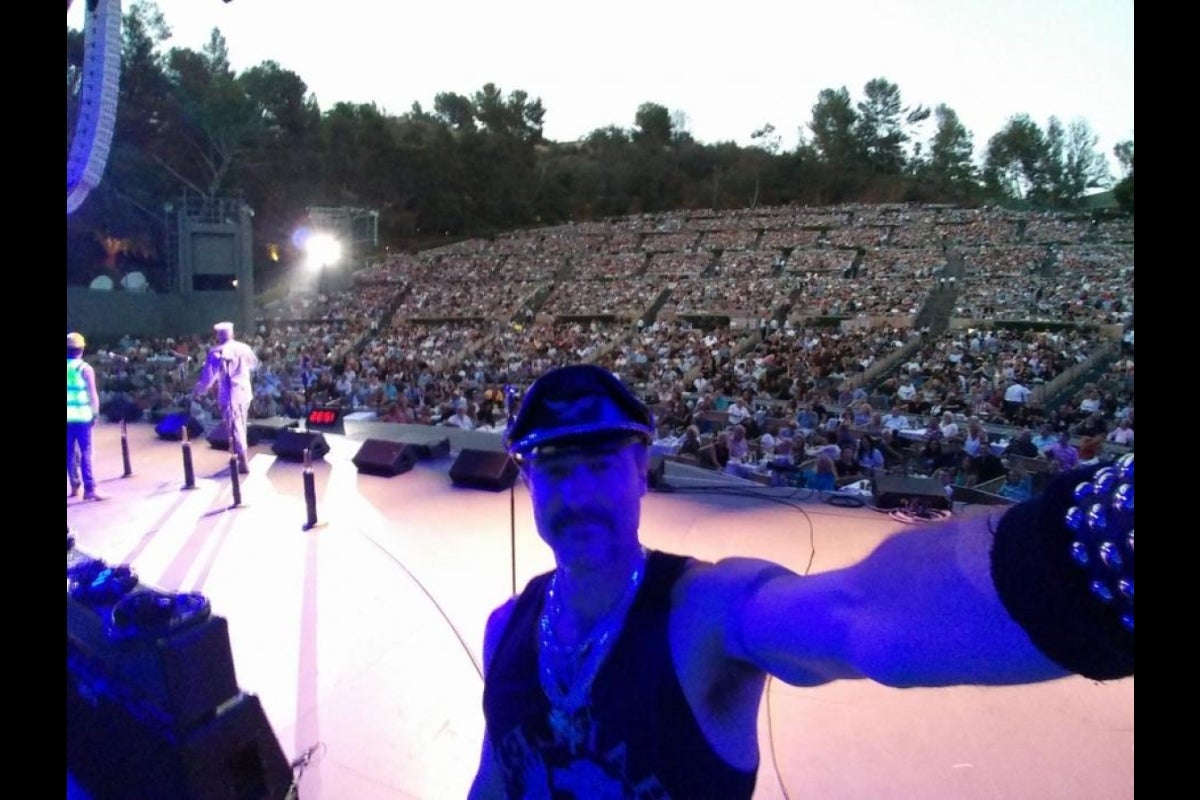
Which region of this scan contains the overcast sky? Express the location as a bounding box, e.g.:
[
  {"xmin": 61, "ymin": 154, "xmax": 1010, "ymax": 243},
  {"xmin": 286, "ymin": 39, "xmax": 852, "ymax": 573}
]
[{"xmin": 69, "ymin": 0, "xmax": 1133, "ymax": 175}]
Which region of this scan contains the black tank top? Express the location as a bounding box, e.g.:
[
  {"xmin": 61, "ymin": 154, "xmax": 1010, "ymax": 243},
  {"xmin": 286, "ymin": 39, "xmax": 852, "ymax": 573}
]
[{"xmin": 482, "ymin": 549, "xmax": 758, "ymax": 798}]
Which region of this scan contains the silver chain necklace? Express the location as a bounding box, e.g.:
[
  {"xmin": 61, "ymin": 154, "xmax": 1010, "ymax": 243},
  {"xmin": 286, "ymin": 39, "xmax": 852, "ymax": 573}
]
[{"xmin": 538, "ymin": 546, "xmax": 648, "ymax": 752}]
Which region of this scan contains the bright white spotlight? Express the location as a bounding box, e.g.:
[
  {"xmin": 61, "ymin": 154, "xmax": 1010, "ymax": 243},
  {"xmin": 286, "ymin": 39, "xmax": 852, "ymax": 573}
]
[{"xmin": 304, "ymin": 232, "xmax": 343, "ymax": 273}]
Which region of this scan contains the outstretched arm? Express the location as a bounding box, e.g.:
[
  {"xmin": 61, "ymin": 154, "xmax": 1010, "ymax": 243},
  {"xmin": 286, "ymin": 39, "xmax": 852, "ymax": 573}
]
[
  {"xmin": 194, "ymin": 350, "xmax": 221, "ymax": 396},
  {"xmin": 726, "ymin": 463, "xmax": 1133, "ymax": 689}
]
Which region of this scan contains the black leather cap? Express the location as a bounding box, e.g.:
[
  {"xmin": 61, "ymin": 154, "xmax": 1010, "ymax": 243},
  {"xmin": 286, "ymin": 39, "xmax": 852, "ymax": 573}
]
[{"xmin": 505, "ymin": 364, "xmax": 655, "ymax": 456}]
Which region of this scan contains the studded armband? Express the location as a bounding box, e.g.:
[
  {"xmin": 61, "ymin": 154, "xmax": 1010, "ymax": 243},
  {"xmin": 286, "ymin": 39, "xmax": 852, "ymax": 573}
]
[{"xmin": 989, "ymin": 454, "xmax": 1134, "ymax": 681}]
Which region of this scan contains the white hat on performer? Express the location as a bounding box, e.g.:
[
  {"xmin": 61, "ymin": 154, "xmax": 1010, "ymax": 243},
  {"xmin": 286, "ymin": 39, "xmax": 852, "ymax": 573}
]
[{"xmin": 214, "ymin": 321, "xmax": 235, "ymax": 334}]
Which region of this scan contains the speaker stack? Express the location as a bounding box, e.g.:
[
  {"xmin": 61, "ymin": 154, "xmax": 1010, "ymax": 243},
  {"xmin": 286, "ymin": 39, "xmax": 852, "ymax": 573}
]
[{"xmin": 67, "ymin": 552, "xmax": 291, "ymax": 800}]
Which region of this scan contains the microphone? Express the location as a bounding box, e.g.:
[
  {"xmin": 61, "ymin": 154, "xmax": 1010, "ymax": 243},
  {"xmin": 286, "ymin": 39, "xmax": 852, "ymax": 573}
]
[
  {"xmin": 504, "ymin": 385, "xmax": 517, "ymax": 434},
  {"xmin": 169, "ymin": 350, "xmax": 193, "ymax": 362},
  {"xmin": 104, "ymin": 351, "xmax": 130, "ymax": 362}
]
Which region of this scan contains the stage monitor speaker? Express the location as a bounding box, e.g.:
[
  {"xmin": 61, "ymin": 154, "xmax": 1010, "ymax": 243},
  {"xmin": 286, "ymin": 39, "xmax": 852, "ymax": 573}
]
[
  {"xmin": 206, "ymin": 421, "xmax": 261, "ymax": 451},
  {"xmin": 155, "ymin": 412, "xmax": 205, "ymax": 442},
  {"xmin": 450, "ymin": 449, "xmax": 518, "ymax": 491},
  {"xmin": 67, "ymin": 689, "xmax": 291, "ymax": 800},
  {"xmin": 872, "ymin": 474, "xmax": 951, "ymax": 511},
  {"xmin": 352, "ymin": 439, "xmax": 418, "ymax": 477},
  {"xmin": 247, "ymin": 417, "xmax": 298, "ymax": 441},
  {"xmin": 271, "ymin": 429, "xmax": 329, "ymax": 462},
  {"xmin": 399, "ymin": 435, "xmax": 451, "ymax": 461}
]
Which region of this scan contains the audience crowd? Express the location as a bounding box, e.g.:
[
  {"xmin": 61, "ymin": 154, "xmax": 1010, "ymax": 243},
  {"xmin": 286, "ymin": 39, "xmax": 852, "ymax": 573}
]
[{"xmin": 88, "ymin": 202, "xmax": 1133, "ymax": 499}]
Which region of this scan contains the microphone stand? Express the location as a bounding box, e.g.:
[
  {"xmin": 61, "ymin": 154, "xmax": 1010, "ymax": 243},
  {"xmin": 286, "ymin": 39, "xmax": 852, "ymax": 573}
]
[{"xmin": 506, "ymin": 385, "xmax": 517, "ymax": 596}]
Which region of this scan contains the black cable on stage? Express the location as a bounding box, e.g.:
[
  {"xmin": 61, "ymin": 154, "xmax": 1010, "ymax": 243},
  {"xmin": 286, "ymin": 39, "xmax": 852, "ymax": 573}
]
[{"xmin": 356, "ymin": 531, "xmax": 485, "ymax": 681}]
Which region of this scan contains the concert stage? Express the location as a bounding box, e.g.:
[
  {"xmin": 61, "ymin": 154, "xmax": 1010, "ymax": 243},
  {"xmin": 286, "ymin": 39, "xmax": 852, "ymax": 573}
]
[{"xmin": 66, "ymin": 420, "xmax": 1133, "ymax": 800}]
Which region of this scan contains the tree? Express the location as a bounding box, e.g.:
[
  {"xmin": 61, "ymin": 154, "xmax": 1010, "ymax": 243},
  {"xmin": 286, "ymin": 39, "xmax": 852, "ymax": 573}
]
[
  {"xmin": 473, "ymin": 83, "xmax": 545, "ymax": 143},
  {"xmin": 157, "ymin": 29, "xmax": 261, "ymax": 199},
  {"xmin": 809, "ymin": 87, "xmax": 863, "ymax": 201},
  {"xmin": 633, "ymin": 102, "xmax": 673, "ymax": 149},
  {"xmin": 853, "ymin": 77, "xmax": 929, "ymax": 176},
  {"xmin": 1113, "ymin": 138, "xmax": 1134, "ymax": 179},
  {"xmin": 1057, "ymin": 118, "xmax": 1112, "ymax": 205},
  {"xmin": 237, "ymin": 61, "xmax": 323, "ymax": 251},
  {"xmin": 748, "ymin": 124, "xmax": 782, "ymax": 208},
  {"xmin": 922, "ymin": 104, "xmax": 977, "ymax": 199},
  {"xmin": 1112, "ymin": 138, "xmax": 1133, "ymax": 215},
  {"xmin": 433, "ymin": 92, "xmax": 477, "ymax": 134},
  {"xmin": 982, "ymin": 114, "xmax": 1049, "ymax": 204}
]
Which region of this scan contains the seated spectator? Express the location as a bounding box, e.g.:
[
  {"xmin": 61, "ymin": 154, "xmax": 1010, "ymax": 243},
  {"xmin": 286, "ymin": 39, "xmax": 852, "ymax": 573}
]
[
  {"xmin": 726, "ymin": 395, "xmax": 752, "ymax": 429},
  {"xmin": 727, "ymin": 424, "xmax": 751, "ymax": 463},
  {"xmin": 852, "ymin": 402, "xmax": 873, "ymax": 427},
  {"xmin": 1077, "ymin": 434, "xmax": 1106, "ymax": 466},
  {"xmin": 881, "ymin": 405, "xmax": 910, "ymax": 432},
  {"xmin": 697, "ymin": 431, "xmax": 731, "ymax": 471},
  {"xmin": 918, "ymin": 438, "xmax": 948, "ymax": 475},
  {"xmin": 938, "ymin": 411, "xmax": 960, "ymax": 440},
  {"xmin": 794, "ymin": 402, "xmax": 820, "ymax": 434},
  {"xmin": 380, "ymin": 402, "xmax": 408, "ymax": 423},
  {"xmin": 443, "ymin": 405, "xmax": 476, "ymax": 430},
  {"xmin": 954, "ymin": 454, "xmax": 979, "ymax": 488},
  {"xmin": 678, "ymin": 425, "xmax": 703, "ymax": 457},
  {"xmin": 1106, "ymin": 418, "xmax": 1134, "ymax": 446},
  {"xmin": 1032, "ymin": 422, "xmax": 1058, "ymax": 455},
  {"xmin": 806, "ymin": 431, "xmax": 841, "ymax": 461},
  {"xmin": 877, "ymin": 429, "xmax": 909, "ymax": 471},
  {"xmin": 834, "ymin": 446, "xmax": 864, "ymax": 484},
  {"xmin": 758, "ymin": 430, "xmax": 777, "ymax": 460},
  {"xmin": 997, "ymin": 469, "xmax": 1034, "ymax": 503},
  {"xmin": 772, "ymin": 427, "xmax": 796, "ymax": 464},
  {"xmin": 973, "ymin": 451, "xmax": 1006, "ymax": 484},
  {"xmin": 856, "ymin": 435, "xmax": 886, "ymax": 476},
  {"xmin": 657, "ymin": 396, "xmax": 691, "ymax": 436},
  {"xmin": 895, "ymin": 374, "xmax": 918, "ymax": 407},
  {"xmin": 806, "ymin": 454, "xmax": 837, "ymax": 492},
  {"xmin": 1045, "ymin": 432, "xmax": 1080, "ymax": 470},
  {"xmin": 943, "ymin": 437, "xmax": 968, "ymax": 474},
  {"xmin": 1074, "ymin": 411, "xmax": 1109, "ymax": 439},
  {"xmin": 962, "ymin": 417, "xmax": 989, "ymax": 458},
  {"xmin": 1002, "ymin": 428, "xmax": 1040, "ymax": 459},
  {"xmin": 862, "ymin": 412, "xmax": 885, "ymax": 438}
]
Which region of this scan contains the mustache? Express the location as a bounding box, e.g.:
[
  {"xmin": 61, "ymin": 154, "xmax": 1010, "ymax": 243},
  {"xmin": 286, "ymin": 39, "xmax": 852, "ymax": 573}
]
[{"xmin": 550, "ymin": 511, "xmax": 611, "ymax": 532}]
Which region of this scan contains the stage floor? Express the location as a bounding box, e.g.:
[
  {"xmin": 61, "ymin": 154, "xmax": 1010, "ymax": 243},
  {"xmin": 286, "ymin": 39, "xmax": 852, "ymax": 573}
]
[{"xmin": 67, "ymin": 421, "xmax": 1134, "ymax": 800}]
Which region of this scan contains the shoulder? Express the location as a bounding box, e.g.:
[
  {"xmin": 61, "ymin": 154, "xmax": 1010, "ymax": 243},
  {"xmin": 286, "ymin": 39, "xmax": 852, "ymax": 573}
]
[
  {"xmin": 671, "ymin": 556, "xmax": 792, "ymax": 619},
  {"xmin": 481, "ymin": 596, "xmax": 518, "ymax": 673}
]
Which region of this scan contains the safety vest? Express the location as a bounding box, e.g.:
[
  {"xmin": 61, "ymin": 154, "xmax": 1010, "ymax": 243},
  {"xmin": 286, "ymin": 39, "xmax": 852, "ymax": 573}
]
[{"xmin": 67, "ymin": 357, "xmax": 94, "ymax": 423}]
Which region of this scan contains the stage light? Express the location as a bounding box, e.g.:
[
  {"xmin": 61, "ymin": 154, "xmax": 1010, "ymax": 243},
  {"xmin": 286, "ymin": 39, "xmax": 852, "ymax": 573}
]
[{"xmin": 303, "ymin": 231, "xmax": 343, "ymax": 273}]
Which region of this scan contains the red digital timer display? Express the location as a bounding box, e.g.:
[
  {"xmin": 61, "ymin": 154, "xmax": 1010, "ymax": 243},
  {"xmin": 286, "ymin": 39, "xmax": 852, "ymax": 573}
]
[{"xmin": 307, "ymin": 408, "xmax": 340, "ymax": 426}]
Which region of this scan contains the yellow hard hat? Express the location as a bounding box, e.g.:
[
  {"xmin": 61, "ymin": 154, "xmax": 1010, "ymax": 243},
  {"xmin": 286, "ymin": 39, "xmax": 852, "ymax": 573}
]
[{"xmin": 67, "ymin": 332, "xmax": 87, "ymax": 349}]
